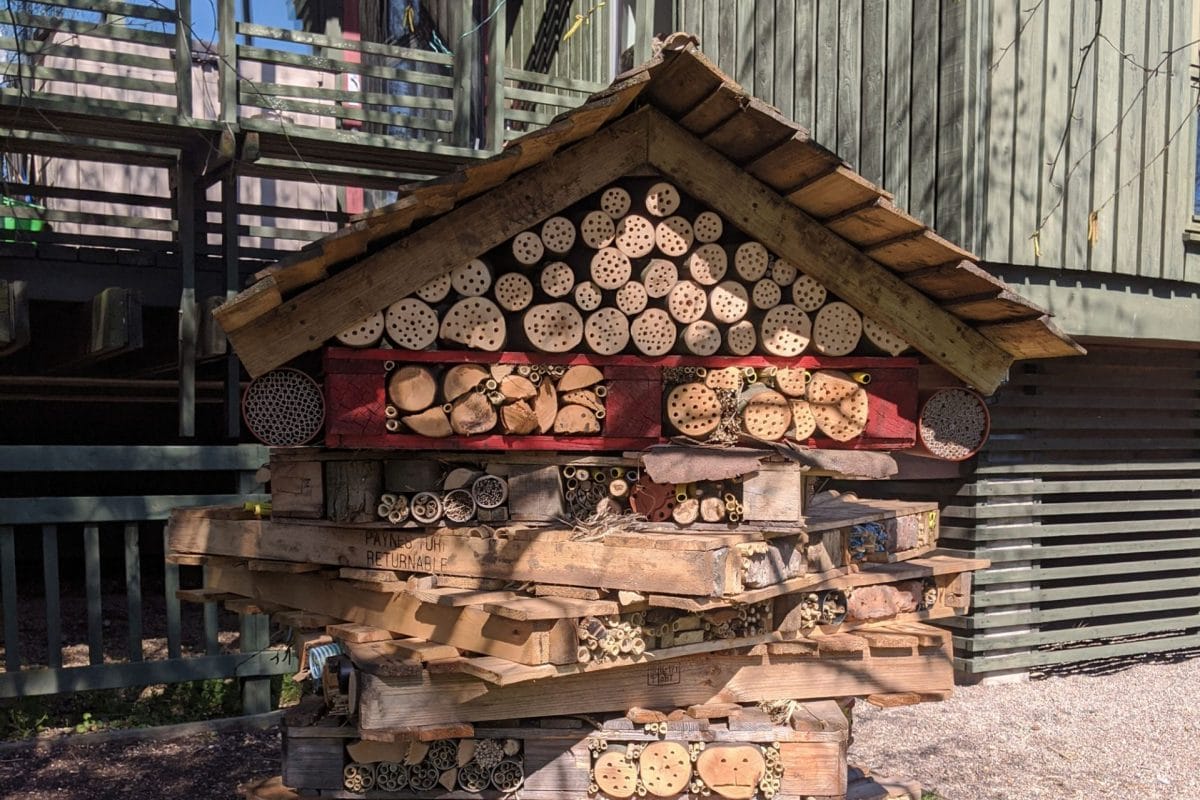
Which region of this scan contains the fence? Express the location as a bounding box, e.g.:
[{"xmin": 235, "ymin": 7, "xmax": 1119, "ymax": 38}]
[{"xmin": 0, "ymin": 445, "xmax": 293, "ymax": 710}]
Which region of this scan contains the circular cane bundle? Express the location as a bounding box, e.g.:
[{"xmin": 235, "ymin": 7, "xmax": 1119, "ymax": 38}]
[
  {"xmin": 687, "ymin": 243, "xmax": 728, "ymax": 285},
  {"xmin": 760, "ymin": 304, "xmax": 812, "ymax": 356},
  {"xmin": 584, "ymin": 308, "xmax": 631, "ymax": 355},
  {"xmin": 751, "ymin": 278, "xmax": 782, "ymax": 310},
  {"xmin": 666, "ymin": 382, "xmax": 722, "ymax": 437},
  {"xmin": 471, "ymin": 474, "xmax": 508, "ymax": 510},
  {"xmin": 416, "ymin": 273, "xmax": 451, "ymax": 303},
  {"xmin": 451, "ymin": 258, "xmax": 493, "ymax": 297},
  {"xmin": 644, "ymin": 182, "xmax": 681, "ymax": 217},
  {"xmin": 741, "ymin": 387, "xmax": 792, "ymax": 441},
  {"xmin": 494, "ymin": 273, "xmax": 534, "ymax": 312},
  {"xmin": 540, "ymin": 216, "xmax": 576, "ymax": 254},
  {"xmin": 774, "ymin": 367, "xmax": 810, "ymax": 398},
  {"xmin": 862, "ymin": 315, "xmax": 911, "ymax": 355},
  {"xmin": 807, "ymin": 370, "xmax": 869, "ymax": 442},
  {"xmin": 682, "ymin": 320, "xmax": 722, "ymax": 356},
  {"xmin": 705, "ymin": 366, "xmax": 744, "ymax": 391},
  {"xmin": 442, "ymin": 488, "xmax": 476, "ymax": 523},
  {"xmin": 511, "ymin": 231, "xmax": 544, "ymax": 265},
  {"xmin": 385, "ymin": 298, "xmax": 440, "ymax": 350},
  {"xmin": 734, "ymin": 241, "xmax": 770, "ymax": 281},
  {"xmin": 693, "ymin": 210, "xmax": 723, "ymax": 243},
  {"xmin": 709, "ymin": 281, "xmax": 750, "ymax": 324},
  {"xmin": 523, "ymin": 303, "xmax": 584, "ymax": 353},
  {"xmin": 642, "ymin": 259, "xmax": 679, "ymax": 298},
  {"xmin": 655, "ymin": 216, "xmax": 694, "ymax": 257},
  {"xmin": 539, "ymin": 261, "xmax": 576, "ymax": 298},
  {"xmin": 629, "ymin": 309, "xmax": 677, "ymax": 356},
  {"xmin": 791, "ymin": 274, "xmax": 827, "ymax": 311},
  {"xmin": 771, "ymin": 258, "xmax": 798, "ymax": 286},
  {"xmin": 242, "ymin": 368, "xmax": 324, "ymax": 446},
  {"xmin": 614, "ymin": 214, "xmax": 656, "ymax": 258},
  {"xmin": 580, "ymin": 210, "xmax": 617, "ymax": 249},
  {"xmin": 440, "ymin": 297, "xmax": 507, "ymax": 351},
  {"xmin": 600, "ymin": 186, "xmax": 632, "ymax": 218},
  {"xmin": 335, "ymin": 310, "xmax": 385, "ymax": 347},
  {"xmin": 790, "ymin": 399, "xmax": 817, "ymax": 440},
  {"xmin": 615, "ymin": 281, "xmax": 649, "ymax": 315},
  {"xmin": 726, "ymin": 319, "xmax": 757, "ymax": 355},
  {"xmin": 812, "ymin": 301, "xmax": 863, "ymax": 356},
  {"xmin": 919, "ymin": 388, "xmax": 990, "ymax": 460},
  {"xmin": 573, "ymin": 281, "xmax": 603, "ymax": 311},
  {"xmin": 591, "ymin": 247, "xmax": 633, "ymax": 289},
  {"xmin": 667, "ymin": 280, "xmax": 708, "ymax": 323}
]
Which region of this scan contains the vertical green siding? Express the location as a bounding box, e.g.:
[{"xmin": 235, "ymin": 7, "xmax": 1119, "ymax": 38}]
[
  {"xmin": 506, "ymin": 0, "xmax": 614, "ymax": 83},
  {"xmin": 670, "ymin": 0, "xmax": 1199, "ymax": 283}
]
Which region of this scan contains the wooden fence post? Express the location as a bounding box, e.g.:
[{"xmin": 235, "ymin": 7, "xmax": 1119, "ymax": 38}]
[
  {"xmin": 452, "ymin": 0, "xmax": 478, "ymax": 148},
  {"xmin": 240, "ymin": 613, "xmax": 272, "ymax": 714},
  {"xmin": 217, "ymin": 0, "xmax": 237, "ymax": 125},
  {"xmin": 175, "ymin": 0, "xmax": 193, "ymax": 119},
  {"xmin": 487, "ymin": 0, "xmax": 506, "ymax": 152}
]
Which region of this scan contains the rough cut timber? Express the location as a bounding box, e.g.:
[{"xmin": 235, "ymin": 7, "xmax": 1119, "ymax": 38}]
[{"xmin": 214, "ymin": 43, "xmax": 1080, "ymax": 389}]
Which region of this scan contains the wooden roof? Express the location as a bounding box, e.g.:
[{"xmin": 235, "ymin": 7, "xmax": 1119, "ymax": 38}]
[{"xmin": 214, "ymin": 36, "xmax": 1082, "ymax": 393}]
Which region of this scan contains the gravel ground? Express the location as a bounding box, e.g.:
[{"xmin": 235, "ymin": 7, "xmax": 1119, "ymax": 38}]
[
  {"xmin": 850, "ymin": 651, "xmax": 1200, "ymax": 800},
  {"xmin": 1, "ymin": 654, "xmax": 1196, "ymax": 799}
]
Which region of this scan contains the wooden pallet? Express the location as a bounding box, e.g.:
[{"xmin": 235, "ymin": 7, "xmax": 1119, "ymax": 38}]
[
  {"xmin": 168, "ymin": 497, "xmax": 939, "ymax": 598},
  {"xmin": 324, "ymin": 349, "xmax": 918, "ymax": 451}
]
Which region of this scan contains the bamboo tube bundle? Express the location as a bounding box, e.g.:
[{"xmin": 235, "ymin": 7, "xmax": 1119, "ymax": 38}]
[
  {"xmin": 687, "ymin": 243, "xmax": 727, "ymax": 285},
  {"xmin": 442, "ymin": 488, "xmax": 477, "ymax": 523},
  {"xmin": 472, "ymin": 474, "xmax": 509, "ymax": 509},
  {"xmin": 443, "ymin": 364, "xmax": 490, "ymax": 401},
  {"xmin": 726, "ymin": 319, "xmax": 758, "ymax": 355},
  {"xmin": 644, "ymin": 181, "xmax": 681, "ymax": 217},
  {"xmin": 615, "ymin": 281, "xmax": 648, "ymax": 315},
  {"xmin": 629, "ymin": 308, "xmax": 677, "ymax": 356},
  {"xmin": 771, "ymin": 258, "xmax": 798, "ymax": 286},
  {"xmin": 450, "ymin": 391, "xmax": 498, "ymax": 435},
  {"xmin": 862, "ymin": 315, "xmax": 912, "ymax": 355},
  {"xmin": 918, "ymin": 387, "xmax": 990, "ymax": 460},
  {"xmin": 403, "ymin": 406, "xmax": 453, "ymax": 437},
  {"xmin": 693, "ymin": 210, "xmax": 723, "ymax": 243},
  {"xmin": 410, "ymin": 491, "xmax": 444, "ymax": 524},
  {"xmin": 806, "ymin": 370, "xmax": 870, "ymax": 442},
  {"xmin": 493, "ymin": 273, "xmax": 535, "ymax": 312},
  {"xmin": 584, "ymin": 308, "xmax": 631, "ymax": 355},
  {"xmin": 554, "ymin": 404, "xmax": 601, "ymax": 434},
  {"xmin": 416, "ymin": 273, "xmax": 452, "ymax": 303},
  {"xmin": 760, "ymin": 304, "xmax": 812, "ymax": 356},
  {"xmin": 812, "ymin": 301, "xmax": 863, "ymax": 356},
  {"xmin": 511, "ymin": 231, "xmax": 544, "ymax": 265},
  {"xmin": 600, "ymin": 185, "xmax": 632, "ymax": 217},
  {"xmin": 667, "ymin": 280, "xmax": 708, "ymax": 323},
  {"xmin": 591, "ymin": 247, "xmax": 633, "ymax": 289},
  {"xmin": 790, "ymin": 399, "xmax": 817, "ymax": 440},
  {"xmin": 791, "ymin": 273, "xmax": 827, "ymax": 311},
  {"xmin": 666, "ymin": 382, "xmax": 723, "ymax": 437},
  {"xmin": 451, "ymin": 258, "xmax": 493, "ymax": 297},
  {"xmin": 439, "ymin": 297, "xmax": 507, "ymax": 351},
  {"xmin": 539, "ymin": 261, "xmax": 576, "ymax": 298},
  {"xmin": 573, "ymin": 281, "xmax": 603, "ymax": 311},
  {"xmin": 774, "ymin": 367, "xmax": 810, "ymax": 397},
  {"xmin": 540, "ymin": 216, "xmax": 576, "ymax": 254},
  {"xmin": 734, "ymin": 241, "xmax": 770, "ymax": 281},
  {"xmin": 641, "ymin": 258, "xmax": 679, "ymax": 298},
  {"xmin": 334, "ymin": 310, "xmax": 385, "ymax": 347},
  {"xmin": 682, "ymin": 320, "xmax": 722, "ymax": 356},
  {"xmin": 709, "ymin": 281, "xmax": 750, "ymax": 324},
  {"xmin": 614, "ymin": 214, "xmax": 656, "ymax": 257},
  {"xmin": 740, "ymin": 386, "xmax": 793, "ymax": 441},
  {"xmin": 654, "ymin": 215, "xmax": 694, "ymax": 257},
  {"xmin": 384, "ymin": 298, "xmax": 440, "ymax": 350},
  {"xmin": 751, "ymin": 278, "xmax": 782, "ymax": 310},
  {"xmin": 580, "ymin": 210, "xmax": 617, "ymax": 248},
  {"xmin": 242, "ymin": 368, "xmax": 324, "ymax": 447},
  {"xmin": 705, "ymin": 366, "xmax": 744, "ymax": 391},
  {"xmin": 522, "ymin": 302, "xmax": 584, "ymax": 352},
  {"xmin": 387, "ymin": 365, "xmax": 437, "ymax": 412}
]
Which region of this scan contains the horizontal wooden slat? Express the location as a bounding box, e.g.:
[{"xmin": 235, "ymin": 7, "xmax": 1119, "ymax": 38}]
[
  {"xmin": 2, "ymin": 494, "xmax": 265, "ymax": 525},
  {"xmin": 975, "ymin": 536, "xmax": 1200, "ymax": 562},
  {"xmin": 952, "ymin": 594, "xmax": 1200, "ymax": 630},
  {"xmin": 236, "ymin": 22, "xmax": 454, "ymax": 64},
  {"xmin": 971, "ymin": 574, "xmax": 1200, "ymax": 607},
  {"xmin": 0, "ymin": 445, "xmax": 267, "ymax": 472},
  {"xmin": 946, "ymin": 497, "xmax": 1200, "ymax": 519},
  {"xmin": 961, "ymin": 516, "xmax": 1200, "ymax": 541},
  {"xmin": 955, "ymin": 633, "xmax": 1200, "ymax": 674},
  {"xmin": 956, "ymin": 613, "xmax": 1200, "ymax": 652},
  {"xmin": 961, "ymin": 477, "xmax": 1200, "ymax": 496},
  {"xmin": 236, "ymin": 46, "xmax": 455, "ymax": 88},
  {"xmin": 973, "ymin": 556, "xmax": 1200, "ymax": 586}
]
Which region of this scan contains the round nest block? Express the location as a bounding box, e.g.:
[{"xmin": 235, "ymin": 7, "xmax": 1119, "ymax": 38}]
[
  {"xmin": 666, "ymin": 382, "xmax": 722, "ymax": 438},
  {"xmin": 807, "ymin": 370, "xmax": 870, "ymax": 442},
  {"xmin": 242, "ymin": 368, "xmax": 324, "ymax": 446}
]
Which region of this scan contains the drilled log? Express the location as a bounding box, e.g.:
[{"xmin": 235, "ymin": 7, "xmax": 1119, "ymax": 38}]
[
  {"xmin": 523, "ymin": 303, "xmax": 584, "ymax": 353},
  {"xmin": 580, "ymin": 210, "xmax": 616, "ymax": 249},
  {"xmin": 655, "ymin": 216, "xmax": 694, "ymax": 257},
  {"xmin": 540, "ymin": 216, "xmax": 576, "ymax": 254},
  {"xmin": 384, "ymin": 298, "xmax": 439, "ymax": 350},
  {"xmin": 629, "ymin": 309, "xmax": 677, "ymax": 357},
  {"xmin": 665, "ymin": 382, "xmax": 722, "ymax": 438},
  {"xmin": 554, "ymin": 404, "xmax": 600, "ymax": 434},
  {"xmin": 812, "ymin": 301, "xmax": 863, "ymax": 356},
  {"xmin": 687, "ymin": 243, "xmax": 727, "ymax": 285},
  {"xmin": 335, "ymin": 311, "xmax": 385, "ymax": 347},
  {"xmin": 709, "ymin": 281, "xmax": 750, "ymax": 324},
  {"xmin": 539, "ymin": 262, "xmax": 575, "ymax": 298},
  {"xmin": 693, "ymin": 210, "xmax": 723, "ymax": 243},
  {"xmin": 439, "ymin": 297, "xmax": 506, "ymax": 351},
  {"xmin": 759, "ymin": 304, "xmax": 812, "ymax": 357},
  {"xmin": 494, "ymin": 273, "xmax": 534, "ymax": 312}
]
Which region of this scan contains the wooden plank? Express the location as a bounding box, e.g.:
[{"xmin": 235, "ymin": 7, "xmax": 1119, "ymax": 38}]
[
  {"xmin": 1086, "ymin": 0, "xmax": 1122, "ymax": 274},
  {"xmin": 84, "ymin": 525, "xmax": 103, "ymax": 666},
  {"xmin": 941, "ymin": 291, "xmax": 1047, "ymax": 323},
  {"xmin": 208, "ymin": 566, "xmax": 575, "ymax": 665},
  {"xmin": 884, "ymin": 0, "xmax": 913, "ymax": 211},
  {"xmin": 678, "ymin": 82, "xmax": 746, "ymax": 136},
  {"xmin": 700, "ymin": 98, "xmax": 798, "ymax": 164},
  {"xmin": 327, "ymin": 623, "xmax": 395, "ymax": 644},
  {"xmin": 221, "ymin": 110, "xmax": 651, "ymax": 376},
  {"xmin": 644, "ymin": 111, "xmax": 1015, "ymax": 393},
  {"xmin": 908, "ymin": 0, "xmax": 939, "ymax": 224},
  {"xmin": 836, "ymin": 0, "xmax": 862, "ymax": 166},
  {"xmin": 825, "ymin": 200, "xmax": 925, "ymax": 248},
  {"xmin": 902, "ymin": 259, "xmax": 1008, "ymax": 300},
  {"xmin": 42, "ymin": 526, "xmax": 61, "ymax": 669},
  {"xmin": 358, "ymin": 633, "xmax": 953, "ymax": 728},
  {"xmin": 0, "ymin": 528, "xmax": 18, "ymax": 671},
  {"xmin": 787, "ymin": 167, "xmax": 887, "ymax": 219},
  {"xmin": 859, "ymin": 1, "xmax": 886, "ymax": 186},
  {"xmin": 478, "ymin": 597, "xmax": 620, "ymax": 621}
]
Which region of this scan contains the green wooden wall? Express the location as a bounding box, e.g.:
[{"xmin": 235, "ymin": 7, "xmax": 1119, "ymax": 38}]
[
  {"xmin": 506, "ymin": 0, "xmax": 615, "ymax": 83},
  {"xmin": 672, "ymin": 0, "xmax": 1200, "ymax": 284}
]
